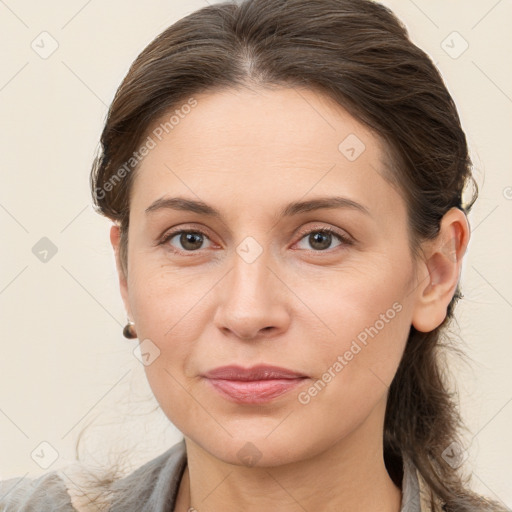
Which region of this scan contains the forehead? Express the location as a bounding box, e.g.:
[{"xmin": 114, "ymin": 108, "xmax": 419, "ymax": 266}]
[
  {"xmin": 131, "ymin": 86, "xmax": 403, "ymax": 221},
  {"xmin": 144, "ymin": 86, "xmax": 380, "ymax": 165}
]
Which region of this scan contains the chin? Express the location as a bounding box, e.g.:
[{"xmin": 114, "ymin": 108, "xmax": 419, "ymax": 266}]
[{"xmin": 193, "ymin": 426, "xmax": 320, "ymax": 469}]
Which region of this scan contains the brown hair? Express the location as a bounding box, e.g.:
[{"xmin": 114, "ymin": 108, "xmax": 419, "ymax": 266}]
[{"xmin": 87, "ymin": 0, "xmax": 505, "ymax": 510}]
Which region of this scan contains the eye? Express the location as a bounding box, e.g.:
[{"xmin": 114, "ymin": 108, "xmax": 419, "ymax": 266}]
[
  {"xmin": 160, "ymin": 229, "xmax": 213, "ymax": 252},
  {"xmin": 159, "ymin": 226, "xmax": 352, "ymax": 254},
  {"xmin": 295, "ymin": 227, "xmax": 352, "ymax": 252}
]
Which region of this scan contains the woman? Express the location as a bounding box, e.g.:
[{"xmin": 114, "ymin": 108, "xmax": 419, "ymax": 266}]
[{"xmin": 0, "ymin": 0, "xmax": 507, "ymax": 510}]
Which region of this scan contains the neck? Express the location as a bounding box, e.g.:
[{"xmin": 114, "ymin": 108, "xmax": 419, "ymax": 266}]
[{"xmin": 174, "ymin": 400, "xmax": 402, "ymax": 512}]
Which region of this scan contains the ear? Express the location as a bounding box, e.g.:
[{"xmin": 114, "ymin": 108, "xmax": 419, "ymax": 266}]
[
  {"xmin": 411, "ymin": 207, "xmax": 470, "ymax": 333},
  {"xmin": 110, "ymin": 224, "xmax": 132, "ymax": 320}
]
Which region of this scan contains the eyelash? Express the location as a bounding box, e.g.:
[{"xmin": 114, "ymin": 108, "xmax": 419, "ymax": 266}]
[{"xmin": 158, "ymin": 226, "xmax": 353, "ymax": 255}]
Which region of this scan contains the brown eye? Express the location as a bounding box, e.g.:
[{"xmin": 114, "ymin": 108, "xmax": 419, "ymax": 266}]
[
  {"xmin": 161, "ymin": 230, "xmax": 212, "ymax": 252},
  {"xmin": 179, "ymin": 232, "xmax": 205, "ymax": 251},
  {"xmin": 295, "ymin": 228, "xmax": 351, "ymax": 252}
]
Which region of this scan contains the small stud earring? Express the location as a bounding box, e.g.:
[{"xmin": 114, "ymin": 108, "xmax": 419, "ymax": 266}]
[{"xmin": 123, "ymin": 320, "xmax": 137, "ymax": 339}]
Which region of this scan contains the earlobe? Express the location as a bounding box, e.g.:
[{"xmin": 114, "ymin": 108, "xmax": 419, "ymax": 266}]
[
  {"xmin": 110, "ymin": 223, "xmax": 120, "ymax": 249},
  {"xmin": 411, "ymin": 208, "xmax": 470, "ymax": 333}
]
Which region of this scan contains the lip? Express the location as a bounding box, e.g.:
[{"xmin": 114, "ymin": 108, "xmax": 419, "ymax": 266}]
[
  {"xmin": 202, "ymin": 365, "xmax": 309, "ymax": 404},
  {"xmin": 203, "ymin": 364, "xmax": 307, "ymax": 380}
]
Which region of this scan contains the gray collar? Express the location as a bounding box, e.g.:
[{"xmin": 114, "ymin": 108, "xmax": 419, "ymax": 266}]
[{"xmin": 400, "ymin": 456, "xmax": 422, "ymax": 512}]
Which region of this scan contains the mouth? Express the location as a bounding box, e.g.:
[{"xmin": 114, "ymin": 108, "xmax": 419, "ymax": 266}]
[{"xmin": 202, "ymin": 364, "xmax": 310, "ymax": 404}]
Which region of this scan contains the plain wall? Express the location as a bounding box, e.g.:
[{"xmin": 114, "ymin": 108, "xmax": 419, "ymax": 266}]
[{"xmin": 0, "ymin": 0, "xmax": 510, "ymax": 507}]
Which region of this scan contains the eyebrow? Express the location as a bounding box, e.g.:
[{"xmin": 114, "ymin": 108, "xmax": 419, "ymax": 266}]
[{"xmin": 145, "ymin": 196, "xmax": 370, "ymax": 218}]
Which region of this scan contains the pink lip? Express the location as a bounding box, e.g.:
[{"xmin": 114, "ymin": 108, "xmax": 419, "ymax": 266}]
[
  {"xmin": 203, "ymin": 364, "xmax": 307, "ymax": 380},
  {"xmin": 202, "ymin": 365, "xmax": 309, "ymax": 404}
]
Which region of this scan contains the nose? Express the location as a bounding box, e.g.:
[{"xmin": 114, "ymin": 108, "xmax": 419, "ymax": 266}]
[{"xmin": 213, "ymin": 251, "xmax": 291, "ymax": 341}]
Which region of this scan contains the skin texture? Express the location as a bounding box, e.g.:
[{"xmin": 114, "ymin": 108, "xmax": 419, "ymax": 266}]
[{"xmin": 110, "ymin": 87, "xmax": 470, "ymax": 512}]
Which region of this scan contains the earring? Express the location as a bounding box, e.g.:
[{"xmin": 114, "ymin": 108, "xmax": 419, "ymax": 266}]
[{"xmin": 123, "ymin": 320, "xmax": 137, "ymax": 339}]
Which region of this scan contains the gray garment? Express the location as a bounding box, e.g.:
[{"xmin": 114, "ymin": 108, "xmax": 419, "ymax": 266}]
[{"xmin": 0, "ymin": 439, "xmax": 421, "ymax": 511}]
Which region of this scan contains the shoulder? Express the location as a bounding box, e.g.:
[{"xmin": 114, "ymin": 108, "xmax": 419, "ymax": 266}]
[
  {"xmin": 414, "ymin": 464, "xmax": 507, "ymax": 512},
  {"xmin": 0, "ymin": 440, "xmax": 187, "ymax": 512},
  {"xmin": 0, "ymin": 471, "xmax": 76, "ymax": 511},
  {"xmin": 108, "ymin": 438, "xmax": 187, "ymax": 512},
  {"xmin": 415, "ymin": 468, "xmax": 446, "ymax": 512}
]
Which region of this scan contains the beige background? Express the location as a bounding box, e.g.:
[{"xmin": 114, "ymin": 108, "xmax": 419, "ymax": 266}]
[{"xmin": 0, "ymin": 0, "xmax": 510, "ymax": 507}]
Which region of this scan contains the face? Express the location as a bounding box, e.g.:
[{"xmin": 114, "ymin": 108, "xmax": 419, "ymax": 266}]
[{"xmin": 116, "ymin": 87, "xmax": 423, "ymax": 466}]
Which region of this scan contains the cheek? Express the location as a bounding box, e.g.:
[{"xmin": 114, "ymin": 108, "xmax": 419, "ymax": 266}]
[
  {"xmin": 126, "ymin": 260, "xmax": 217, "ymax": 406},
  {"xmin": 129, "ymin": 272, "xmax": 207, "ymax": 432},
  {"xmin": 285, "ymin": 293, "xmax": 410, "ymax": 456},
  {"xmin": 295, "ymin": 259, "xmax": 413, "ymax": 396},
  {"xmin": 127, "ymin": 252, "xmax": 210, "ymax": 337}
]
